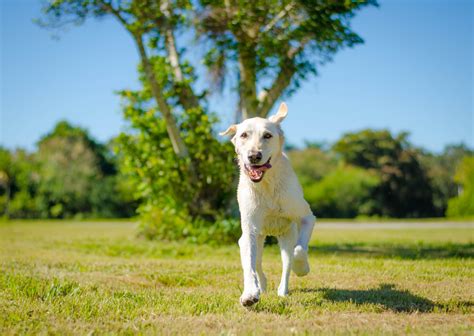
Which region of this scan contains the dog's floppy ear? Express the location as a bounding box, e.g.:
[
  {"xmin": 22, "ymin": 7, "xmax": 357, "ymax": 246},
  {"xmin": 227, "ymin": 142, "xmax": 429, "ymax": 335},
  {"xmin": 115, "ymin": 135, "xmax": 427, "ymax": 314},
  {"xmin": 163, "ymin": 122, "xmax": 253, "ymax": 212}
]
[
  {"xmin": 219, "ymin": 124, "xmax": 237, "ymax": 137},
  {"xmin": 268, "ymin": 102, "xmax": 288, "ymax": 124}
]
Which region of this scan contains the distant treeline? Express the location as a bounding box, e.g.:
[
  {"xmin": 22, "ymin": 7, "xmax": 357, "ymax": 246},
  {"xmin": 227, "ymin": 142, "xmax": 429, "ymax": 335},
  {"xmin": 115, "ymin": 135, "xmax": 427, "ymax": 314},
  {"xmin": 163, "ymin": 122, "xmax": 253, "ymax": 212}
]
[
  {"xmin": 0, "ymin": 122, "xmax": 137, "ymax": 219},
  {"xmin": 288, "ymin": 133, "xmax": 473, "ymax": 219},
  {"xmin": 0, "ymin": 121, "xmax": 472, "ymax": 220}
]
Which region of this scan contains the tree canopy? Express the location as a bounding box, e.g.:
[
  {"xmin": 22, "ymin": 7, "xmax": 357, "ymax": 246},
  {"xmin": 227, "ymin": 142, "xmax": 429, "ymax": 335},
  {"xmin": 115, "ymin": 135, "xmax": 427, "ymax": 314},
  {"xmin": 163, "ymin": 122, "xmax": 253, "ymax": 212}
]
[
  {"xmin": 39, "ymin": 0, "xmax": 376, "ymax": 154},
  {"xmin": 333, "ymin": 129, "xmax": 435, "ymax": 218}
]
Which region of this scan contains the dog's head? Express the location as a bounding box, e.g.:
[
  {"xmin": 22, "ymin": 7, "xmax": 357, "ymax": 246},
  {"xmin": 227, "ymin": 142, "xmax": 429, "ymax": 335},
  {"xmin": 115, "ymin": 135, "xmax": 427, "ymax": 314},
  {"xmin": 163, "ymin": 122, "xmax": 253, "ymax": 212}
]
[{"xmin": 220, "ymin": 102, "xmax": 288, "ymax": 183}]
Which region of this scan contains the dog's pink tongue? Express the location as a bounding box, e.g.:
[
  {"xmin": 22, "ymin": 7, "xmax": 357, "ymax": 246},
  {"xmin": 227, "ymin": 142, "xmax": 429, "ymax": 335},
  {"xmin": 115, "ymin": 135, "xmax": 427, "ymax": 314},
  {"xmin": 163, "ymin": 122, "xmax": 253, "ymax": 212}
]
[{"xmin": 256, "ymin": 162, "xmax": 272, "ymax": 172}]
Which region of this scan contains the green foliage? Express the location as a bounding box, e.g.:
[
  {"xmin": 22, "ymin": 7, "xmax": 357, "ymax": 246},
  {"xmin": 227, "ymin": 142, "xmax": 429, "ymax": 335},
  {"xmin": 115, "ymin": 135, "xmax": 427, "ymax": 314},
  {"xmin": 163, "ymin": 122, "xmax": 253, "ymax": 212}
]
[
  {"xmin": 334, "ymin": 129, "xmax": 435, "ymax": 218},
  {"xmin": 0, "ymin": 148, "xmax": 40, "ymax": 218},
  {"xmin": 419, "ymin": 144, "xmax": 473, "ymax": 216},
  {"xmin": 198, "ymin": 0, "xmax": 377, "ymax": 112},
  {"xmin": 34, "ymin": 121, "xmax": 134, "ymax": 218},
  {"xmin": 304, "ymin": 164, "xmax": 379, "ymax": 218},
  {"xmin": 288, "ymin": 147, "xmax": 338, "ymax": 186},
  {"xmin": 116, "ymin": 87, "xmax": 238, "ymax": 242},
  {"xmin": 39, "ymin": 0, "xmax": 377, "ymax": 122},
  {"xmin": 3, "ymin": 122, "xmax": 471, "ymax": 224},
  {"xmin": 137, "ymin": 207, "xmax": 240, "ymax": 244},
  {"xmin": 447, "ymin": 156, "xmax": 474, "ymax": 217},
  {"xmin": 0, "ymin": 147, "xmax": 14, "ymax": 216},
  {"xmin": 0, "ymin": 122, "xmax": 135, "ymax": 219},
  {"xmin": 36, "ymin": 123, "xmax": 103, "ymax": 217}
]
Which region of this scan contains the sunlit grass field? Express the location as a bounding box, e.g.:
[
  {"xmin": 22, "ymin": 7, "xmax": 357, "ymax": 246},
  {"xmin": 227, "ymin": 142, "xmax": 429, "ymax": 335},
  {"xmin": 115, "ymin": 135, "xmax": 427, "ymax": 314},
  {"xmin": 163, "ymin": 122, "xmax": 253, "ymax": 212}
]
[{"xmin": 1, "ymin": 220, "xmax": 473, "ymax": 335}]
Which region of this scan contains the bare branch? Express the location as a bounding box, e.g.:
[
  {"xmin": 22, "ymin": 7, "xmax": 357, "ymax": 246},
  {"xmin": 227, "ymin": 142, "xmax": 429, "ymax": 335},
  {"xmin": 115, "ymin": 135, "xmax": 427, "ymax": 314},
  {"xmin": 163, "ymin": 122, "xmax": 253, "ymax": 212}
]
[
  {"xmin": 99, "ymin": 0, "xmax": 197, "ymax": 180},
  {"xmin": 160, "ymin": 0, "xmax": 200, "ymax": 110},
  {"xmin": 256, "ymin": 65, "xmax": 295, "ymax": 118},
  {"xmin": 237, "ymin": 45, "xmax": 258, "ymax": 119},
  {"xmin": 261, "ymin": 2, "xmax": 294, "ymax": 34},
  {"xmin": 256, "ymin": 38, "xmax": 310, "ymax": 117},
  {"xmin": 98, "ymin": 0, "xmax": 129, "ymax": 27},
  {"xmin": 134, "ymin": 36, "xmax": 188, "ymax": 158}
]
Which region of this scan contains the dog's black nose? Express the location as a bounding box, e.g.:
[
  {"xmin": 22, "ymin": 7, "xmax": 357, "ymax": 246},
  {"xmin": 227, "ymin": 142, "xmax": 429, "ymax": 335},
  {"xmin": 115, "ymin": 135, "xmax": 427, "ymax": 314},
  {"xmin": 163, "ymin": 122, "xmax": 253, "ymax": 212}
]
[{"xmin": 248, "ymin": 151, "xmax": 262, "ymax": 164}]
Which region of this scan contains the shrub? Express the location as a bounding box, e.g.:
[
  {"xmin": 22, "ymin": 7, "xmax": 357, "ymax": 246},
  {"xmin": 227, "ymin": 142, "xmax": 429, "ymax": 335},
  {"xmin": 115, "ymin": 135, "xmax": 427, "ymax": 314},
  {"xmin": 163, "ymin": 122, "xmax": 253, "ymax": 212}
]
[
  {"xmin": 334, "ymin": 129, "xmax": 435, "ymax": 217},
  {"xmin": 447, "ymin": 156, "xmax": 474, "ymax": 217},
  {"xmin": 116, "ymin": 91, "xmax": 239, "ymax": 243},
  {"xmin": 304, "ymin": 165, "xmax": 379, "ymax": 218},
  {"xmin": 288, "ymin": 147, "xmax": 338, "ymax": 186}
]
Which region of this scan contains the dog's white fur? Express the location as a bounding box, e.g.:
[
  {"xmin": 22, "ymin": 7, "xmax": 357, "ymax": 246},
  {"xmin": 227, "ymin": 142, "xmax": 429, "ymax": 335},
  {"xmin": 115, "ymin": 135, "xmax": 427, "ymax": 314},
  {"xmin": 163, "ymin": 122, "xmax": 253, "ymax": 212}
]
[{"xmin": 220, "ymin": 102, "xmax": 316, "ymax": 307}]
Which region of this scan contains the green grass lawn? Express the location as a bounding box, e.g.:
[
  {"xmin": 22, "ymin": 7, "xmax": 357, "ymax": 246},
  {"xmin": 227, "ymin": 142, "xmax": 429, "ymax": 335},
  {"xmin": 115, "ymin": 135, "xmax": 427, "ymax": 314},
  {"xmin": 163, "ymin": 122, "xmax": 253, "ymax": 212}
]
[{"xmin": 0, "ymin": 221, "xmax": 473, "ymax": 335}]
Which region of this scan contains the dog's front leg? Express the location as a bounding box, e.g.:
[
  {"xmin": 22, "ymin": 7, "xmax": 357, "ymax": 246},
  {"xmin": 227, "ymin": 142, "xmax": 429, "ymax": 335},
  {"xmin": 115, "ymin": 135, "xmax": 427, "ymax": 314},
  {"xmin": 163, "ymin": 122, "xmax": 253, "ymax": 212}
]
[
  {"xmin": 238, "ymin": 217, "xmax": 262, "ymax": 307},
  {"xmin": 256, "ymin": 234, "xmax": 267, "ymax": 292}
]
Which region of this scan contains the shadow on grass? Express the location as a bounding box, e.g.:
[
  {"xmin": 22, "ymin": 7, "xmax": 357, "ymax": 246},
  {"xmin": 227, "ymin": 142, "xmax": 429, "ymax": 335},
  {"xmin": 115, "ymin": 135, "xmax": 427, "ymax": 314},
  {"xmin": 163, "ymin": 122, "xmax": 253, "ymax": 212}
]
[
  {"xmin": 252, "ymin": 284, "xmax": 473, "ymax": 314},
  {"xmin": 297, "ymin": 284, "xmax": 474, "ymax": 313},
  {"xmin": 324, "ymin": 284, "xmax": 434, "ymax": 312},
  {"xmin": 310, "ymin": 242, "xmax": 473, "ymax": 259}
]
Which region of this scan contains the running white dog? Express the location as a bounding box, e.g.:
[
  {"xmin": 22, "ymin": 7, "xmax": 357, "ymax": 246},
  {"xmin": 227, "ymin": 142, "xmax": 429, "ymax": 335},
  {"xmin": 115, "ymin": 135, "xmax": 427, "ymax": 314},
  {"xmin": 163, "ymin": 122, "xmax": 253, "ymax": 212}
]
[{"xmin": 220, "ymin": 102, "xmax": 316, "ymax": 307}]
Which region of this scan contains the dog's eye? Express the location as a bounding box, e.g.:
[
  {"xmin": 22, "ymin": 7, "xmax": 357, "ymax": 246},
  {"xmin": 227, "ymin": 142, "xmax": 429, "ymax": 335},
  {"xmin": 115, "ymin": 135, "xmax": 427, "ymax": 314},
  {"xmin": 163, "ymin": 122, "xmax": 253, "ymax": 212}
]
[
  {"xmin": 263, "ymin": 133, "xmax": 273, "ymax": 139},
  {"xmin": 240, "ymin": 132, "xmax": 248, "ymax": 139}
]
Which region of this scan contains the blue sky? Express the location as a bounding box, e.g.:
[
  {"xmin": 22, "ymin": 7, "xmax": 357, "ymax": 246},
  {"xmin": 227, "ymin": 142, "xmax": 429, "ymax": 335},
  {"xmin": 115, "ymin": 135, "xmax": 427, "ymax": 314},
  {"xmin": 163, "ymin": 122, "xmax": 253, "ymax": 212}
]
[{"xmin": 1, "ymin": 0, "xmax": 473, "ymax": 152}]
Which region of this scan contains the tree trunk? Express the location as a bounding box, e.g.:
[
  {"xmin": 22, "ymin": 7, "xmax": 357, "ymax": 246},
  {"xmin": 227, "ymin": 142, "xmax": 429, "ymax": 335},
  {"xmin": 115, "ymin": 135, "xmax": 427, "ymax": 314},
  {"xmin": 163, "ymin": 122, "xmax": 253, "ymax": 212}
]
[
  {"xmin": 238, "ymin": 40, "xmax": 304, "ymax": 120},
  {"xmin": 100, "ymin": 1, "xmax": 199, "ymax": 187},
  {"xmin": 135, "ymin": 35, "xmax": 190, "ymax": 159},
  {"xmin": 134, "ymin": 34, "xmax": 198, "ymax": 186},
  {"xmin": 256, "ymin": 63, "xmax": 296, "ymax": 118},
  {"xmin": 160, "ymin": 0, "xmax": 200, "ymax": 111},
  {"xmin": 237, "ymin": 45, "xmax": 259, "ymax": 120}
]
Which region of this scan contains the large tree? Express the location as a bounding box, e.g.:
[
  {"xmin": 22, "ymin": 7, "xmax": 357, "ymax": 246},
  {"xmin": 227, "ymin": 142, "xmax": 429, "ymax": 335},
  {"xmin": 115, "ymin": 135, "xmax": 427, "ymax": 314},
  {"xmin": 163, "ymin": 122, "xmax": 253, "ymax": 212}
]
[{"xmin": 39, "ymin": 0, "xmax": 375, "ymax": 160}]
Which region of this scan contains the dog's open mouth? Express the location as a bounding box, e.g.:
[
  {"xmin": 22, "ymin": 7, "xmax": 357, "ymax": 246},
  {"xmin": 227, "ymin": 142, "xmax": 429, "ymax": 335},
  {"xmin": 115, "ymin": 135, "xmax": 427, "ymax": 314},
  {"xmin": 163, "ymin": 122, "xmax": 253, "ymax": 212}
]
[{"xmin": 244, "ymin": 158, "xmax": 272, "ymax": 183}]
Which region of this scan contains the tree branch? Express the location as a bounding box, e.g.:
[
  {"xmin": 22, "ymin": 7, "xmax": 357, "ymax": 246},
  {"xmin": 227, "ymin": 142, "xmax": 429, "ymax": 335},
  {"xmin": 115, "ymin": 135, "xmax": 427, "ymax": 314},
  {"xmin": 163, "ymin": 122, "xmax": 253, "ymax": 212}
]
[
  {"xmin": 134, "ymin": 35, "xmax": 190, "ymax": 160},
  {"xmin": 261, "ymin": 2, "xmax": 294, "ymax": 34},
  {"xmin": 100, "ymin": 0, "xmax": 192, "ymax": 158},
  {"xmin": 256, "ymin": 38, "xmax": 310, "ymax": 117},
  {"xmin": 99, "ymin": 1, "xmax": 129, "ymax": 27},
  {"xmin": 237, "ymin": 46, "xmax": 258, "ymax": 119},
  {"xmin": 160, "ymin": 0, "xmax": 200, "ymax": 110},
  {"xmin": 256, "ymin": 64, "xmax": 296, "ymax": 118},
  {"xmin": 100, "ymin": 0, "xmax": 199, "ymax": 184}
]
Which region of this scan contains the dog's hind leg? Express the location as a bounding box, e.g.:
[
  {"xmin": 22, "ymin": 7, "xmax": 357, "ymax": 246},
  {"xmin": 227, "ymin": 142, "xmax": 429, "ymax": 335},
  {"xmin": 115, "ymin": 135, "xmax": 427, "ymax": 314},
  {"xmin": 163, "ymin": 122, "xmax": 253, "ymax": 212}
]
[
  {"xmin": 277, "ymin": 224, "xmax": 298, "ymax": 297},
  {"xmin": 297, "ymin": 214, "xmax": 316, "ymax": 250},
  {"xmin": 293, "ymin": 214, "xmax": 316, "ymax": 277},
  {"xmin": 256, "ymin": 235, "xmax": 267, "ymax": 292}
]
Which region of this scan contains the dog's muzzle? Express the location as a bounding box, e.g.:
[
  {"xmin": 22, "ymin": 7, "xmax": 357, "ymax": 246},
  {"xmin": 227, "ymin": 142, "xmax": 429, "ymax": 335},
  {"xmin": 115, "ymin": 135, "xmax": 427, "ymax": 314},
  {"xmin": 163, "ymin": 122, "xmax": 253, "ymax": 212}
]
[{"xmin": 244, "ymin": 158, "xmax": 272, "ymax": 183}]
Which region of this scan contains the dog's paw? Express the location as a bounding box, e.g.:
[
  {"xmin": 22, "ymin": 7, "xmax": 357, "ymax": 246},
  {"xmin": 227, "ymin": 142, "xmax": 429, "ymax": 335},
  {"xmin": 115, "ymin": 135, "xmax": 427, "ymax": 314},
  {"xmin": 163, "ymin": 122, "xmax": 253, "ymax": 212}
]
[
  {"xmin": 292, "ymin": 245, "xmax": 310, "ymax": 277},
  {"xmin": 240, "ymin": 290, "xmax": 260, "ymax": 307}
]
